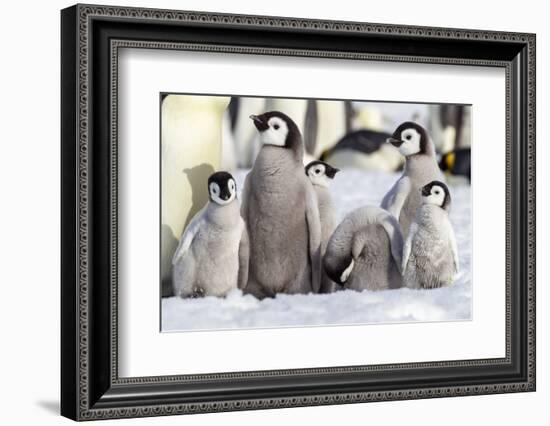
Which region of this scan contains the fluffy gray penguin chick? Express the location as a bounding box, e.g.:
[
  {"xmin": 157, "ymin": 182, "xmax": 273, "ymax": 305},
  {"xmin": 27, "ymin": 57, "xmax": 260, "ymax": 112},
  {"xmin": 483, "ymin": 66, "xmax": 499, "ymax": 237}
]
[
  {"xmin": 323, "ymin": 206, "xmax": 404, "ymax": 291},
  {"xmin": 305, "ymin": 160, "xmax": 340, "ymax": 293},
  {"xmin": 241, "ymin": 111, "xmax": 322, "ymax": 299},
  {"xmin": 172, "ymin": 171, "xmax": 249, "ymax": 298},
  {"xmin": 381, "ymin": 122, "xmax": 444, "ymax": 238},
  {"xmin": 402, "ymin": 180, "xmax": 459, "ymax": 289}
]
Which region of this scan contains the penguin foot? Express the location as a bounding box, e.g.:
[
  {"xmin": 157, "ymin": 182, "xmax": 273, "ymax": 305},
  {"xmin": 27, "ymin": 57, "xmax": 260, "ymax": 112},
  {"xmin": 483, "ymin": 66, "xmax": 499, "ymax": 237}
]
[{"xmin": 191, "ymin": 286, "xmax": 205, "ymax": 298}]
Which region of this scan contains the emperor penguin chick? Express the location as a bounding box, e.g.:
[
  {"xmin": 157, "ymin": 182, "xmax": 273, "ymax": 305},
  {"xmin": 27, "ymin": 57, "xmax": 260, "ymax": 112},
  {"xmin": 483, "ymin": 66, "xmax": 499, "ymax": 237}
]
[
  {"xmin": 381, "ymin": 122, "xmax": 444, "ymax": 238},
  {"xmin": 305, "ymin": 161, "xmax": 340, "ymax": 293},
  {"xmin": 241, "ymin": 111, "xmax": 322, "ymax": 299},
  {"xmin": 172, "ymin": 172, "xmax": 249, "ymax": 298},
  {"xmin": 324, "ymin": 206, "xmax": 404, "ymax": 291},
  {"xmin": 402, "ymin": 181, "xmax": 459, "ymax": 289}
]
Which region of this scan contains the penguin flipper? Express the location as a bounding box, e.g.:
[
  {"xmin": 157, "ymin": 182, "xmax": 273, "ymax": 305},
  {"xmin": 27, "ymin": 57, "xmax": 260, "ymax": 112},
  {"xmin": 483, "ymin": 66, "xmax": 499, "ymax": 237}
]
[
  {"xmin": 401, "ymin": 222, "xmax": 417, "ymax": 275},
  {"xmin": 382, "ymin": 176, "xmax": 411, "ymax": 220},
  {"xmin": 237, "ymin": 221, "xmax": 250, "ymax": 290},
  {"xmin": 378, "ymin": 213, "xmax": 405, "ymax": 272},
  {"xmin": 172, "ymin": 206, "xmax": 206, "ymax": 266},
  {"xmin": 240, "ymin": 172, "xmax": 252, "ymax": 219},
  {"xmin": 448, "ymin": 220, "xmax": 460, "ymax": 274},
  {"xmin": 305, "ymin": 182, "xmax": 322, "ymax": 293}
]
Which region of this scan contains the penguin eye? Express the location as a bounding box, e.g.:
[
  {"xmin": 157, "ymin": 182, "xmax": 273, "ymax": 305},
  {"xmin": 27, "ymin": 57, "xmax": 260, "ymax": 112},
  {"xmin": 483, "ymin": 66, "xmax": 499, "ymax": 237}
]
[
  {"xmin": 315, "ymin": 168, "xmax": 322, "ymax": 175},
  {"xmin": 405, "ymin": 134, "xmax": 412, "ymax": 140},
  {"xmin": 434, "ymin": 189, "xmax": 440, "ymax": 195},
  {"xmin": 273, "ymin": 124, "xmax": 280, "ymax": 130}
]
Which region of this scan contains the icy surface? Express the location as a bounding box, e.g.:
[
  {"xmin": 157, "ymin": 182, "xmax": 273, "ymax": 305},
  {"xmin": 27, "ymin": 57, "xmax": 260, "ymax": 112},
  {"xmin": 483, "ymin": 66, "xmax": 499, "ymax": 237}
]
[{"xmin": 162, "ymin": 169, "xmax": 472, "ymax": 332}]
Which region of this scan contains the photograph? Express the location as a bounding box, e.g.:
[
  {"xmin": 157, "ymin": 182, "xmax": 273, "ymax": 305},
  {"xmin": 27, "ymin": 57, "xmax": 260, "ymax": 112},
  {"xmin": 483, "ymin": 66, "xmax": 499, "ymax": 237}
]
[
  {"xmin": 57, "ymin": 2, "xmax": 536, "ymax": 421},
  {"xmin": 160, "ymin": 94, "xmax": 472, "ymax": 331}
]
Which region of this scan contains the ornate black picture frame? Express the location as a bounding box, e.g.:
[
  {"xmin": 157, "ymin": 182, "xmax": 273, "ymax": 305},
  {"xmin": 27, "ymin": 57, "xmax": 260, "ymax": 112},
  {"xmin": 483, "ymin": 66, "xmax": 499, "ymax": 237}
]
[{"xmin": 61, "ymin": 3, "xmax": 536, "ymax": 421}]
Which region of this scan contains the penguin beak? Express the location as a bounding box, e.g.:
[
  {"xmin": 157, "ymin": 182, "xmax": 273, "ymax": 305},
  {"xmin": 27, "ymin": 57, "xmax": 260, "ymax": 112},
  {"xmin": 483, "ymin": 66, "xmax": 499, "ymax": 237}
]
[
  {"xmin": 218, "ymin": 185, "xmax": 232, "ymax": 201},
  {"xmin": 250, "ymin": 114, "xmax": 269, "ymax": 131},
  {"xmin": 386, "ymin": 137, "xmax": 403, "ymax": 147},
  {"xmin": 326, "ymin": 168, "xmax": 340, "ymax": 179}
]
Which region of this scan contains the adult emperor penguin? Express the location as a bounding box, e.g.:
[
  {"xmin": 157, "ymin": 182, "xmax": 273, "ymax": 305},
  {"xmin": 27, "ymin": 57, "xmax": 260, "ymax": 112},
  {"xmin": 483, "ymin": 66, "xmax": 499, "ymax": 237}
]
[
  {"xmin": 323, "ymin": 129, "xmax": 403, "ymax": 172},
  {"xmin": 305, "ymin": 161, "xmax": 340, "ymax": 293},
  {"xmin": 402, "ymin": 181, "xmax": 459, "ymax": 289},
  {"xmin": 323, "ymin": 206, "xmax": 403, "ymax": 291},
  {"xmin": 230, "ymin": 97, "xmax": 267, "ymax": 168},
  {"xmin": 241, "ymin": 111, "xmax": 322, "ymax": 298},
  {"xmin": 172, "ymin": 172, "xmax": 249, "ymax": 298},
  {"xmin": 381, "ymin": 122, "xmax": 444, "ymax": 237}
]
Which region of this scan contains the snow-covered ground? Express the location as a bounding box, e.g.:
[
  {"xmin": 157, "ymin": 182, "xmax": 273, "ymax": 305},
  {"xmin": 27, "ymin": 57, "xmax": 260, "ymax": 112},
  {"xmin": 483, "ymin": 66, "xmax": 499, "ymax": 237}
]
[{"xmin": 162, "ymin": 169, "xmax": 471, "ymax": 332}]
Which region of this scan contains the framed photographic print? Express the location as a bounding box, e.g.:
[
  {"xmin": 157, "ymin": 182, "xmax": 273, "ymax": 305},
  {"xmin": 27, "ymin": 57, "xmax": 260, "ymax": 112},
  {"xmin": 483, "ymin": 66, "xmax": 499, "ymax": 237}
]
[{"xmin": 61, "ymin": 3, "xmax": 536, "ymax": 421}]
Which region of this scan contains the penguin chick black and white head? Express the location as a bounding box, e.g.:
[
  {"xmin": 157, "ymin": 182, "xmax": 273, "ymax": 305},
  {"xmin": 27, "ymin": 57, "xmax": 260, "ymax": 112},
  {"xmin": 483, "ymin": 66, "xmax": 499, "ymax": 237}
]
[
  {"xmin": 207, "ymin": 171, "xmax": 237, "ymax": 206},
  {"xmin": 249, "ymin": 111, "xmax": 302, "ymax": 150},
  {"xmin": 421, "ymin": 180, "xmax": 451, "ymax": 210},
  {"xmin": 305, "ymin": 161, "xmax": 340, "ymax": 188},
  {"xmin": 386, "ymin": 121, "xmax": 432, "ymax": 157}
]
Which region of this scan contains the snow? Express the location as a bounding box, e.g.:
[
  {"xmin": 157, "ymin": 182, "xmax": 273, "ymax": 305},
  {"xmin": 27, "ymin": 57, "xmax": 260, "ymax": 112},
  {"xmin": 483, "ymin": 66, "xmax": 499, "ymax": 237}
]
[{"xmin": 162, "ymin": 169, "xmax": 472, "ymax": 332}]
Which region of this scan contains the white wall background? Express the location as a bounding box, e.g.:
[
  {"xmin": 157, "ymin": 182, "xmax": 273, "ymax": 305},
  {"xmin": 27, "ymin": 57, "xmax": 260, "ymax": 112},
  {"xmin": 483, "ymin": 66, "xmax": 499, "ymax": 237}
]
[{"xmin": 0, "ymin": 0, "xmax": 546, "ymax": 424}]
